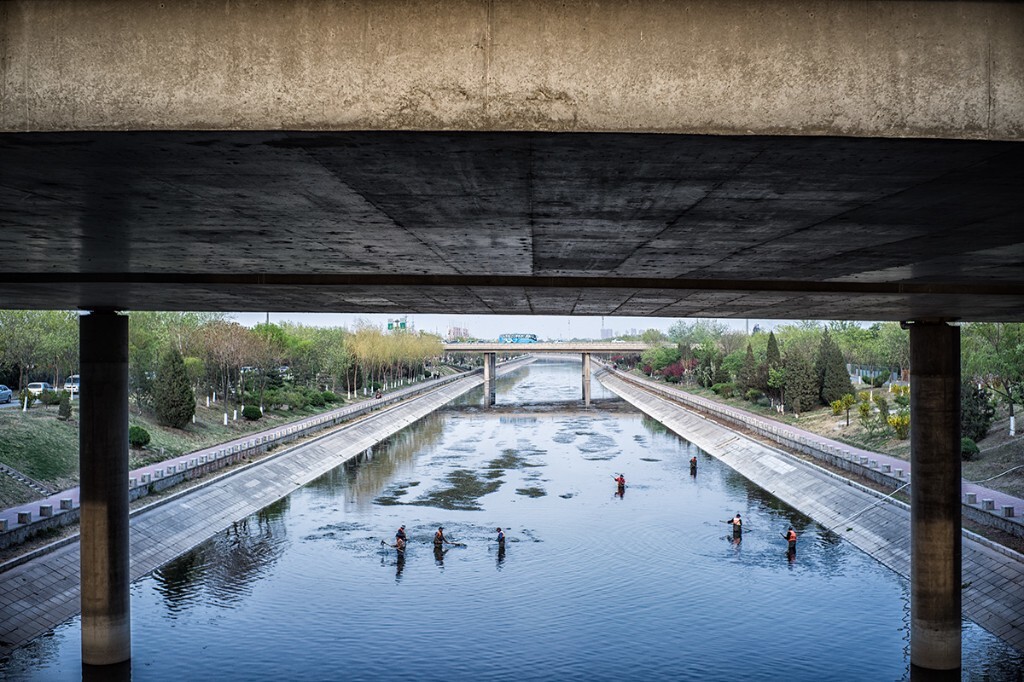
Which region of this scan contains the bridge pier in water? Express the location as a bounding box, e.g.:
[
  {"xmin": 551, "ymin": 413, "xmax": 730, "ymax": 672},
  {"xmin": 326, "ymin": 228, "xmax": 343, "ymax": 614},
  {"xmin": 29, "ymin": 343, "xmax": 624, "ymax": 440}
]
[
  {"xmin": 483, "ymin": 352, "xmax": 496, "ymax": 406},
  {"xmin": 79, "ymin": 311, "xmax": 132, "ymax": 670},
  {"xmin": 581, "ymin": 353, "xmax": 591, "ymax": 406},
  {"xmin": 909, "ymin": 321, "xmax": 961, "ymax": 678}
]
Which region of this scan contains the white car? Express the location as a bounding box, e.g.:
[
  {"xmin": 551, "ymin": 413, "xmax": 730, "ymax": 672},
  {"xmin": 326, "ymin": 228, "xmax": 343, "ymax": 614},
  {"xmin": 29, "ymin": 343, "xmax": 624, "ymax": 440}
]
[
  {"xmin": 27, "ymin": 382, "xmax": 54, "ymax": 395},
  {"xmin": 64, "ymin": 375, "xmax": 81, "ymax": 394}
]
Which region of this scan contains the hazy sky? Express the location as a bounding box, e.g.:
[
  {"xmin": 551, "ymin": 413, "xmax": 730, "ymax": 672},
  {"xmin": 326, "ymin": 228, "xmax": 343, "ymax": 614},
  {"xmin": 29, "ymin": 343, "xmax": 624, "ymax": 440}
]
[{"xmin": 228, "ymin": 312, "xmax": 790, "ymax": 340}]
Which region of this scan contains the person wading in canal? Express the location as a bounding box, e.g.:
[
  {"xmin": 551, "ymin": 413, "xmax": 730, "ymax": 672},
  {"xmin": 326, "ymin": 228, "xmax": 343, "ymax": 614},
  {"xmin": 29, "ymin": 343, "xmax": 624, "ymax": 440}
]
[
  {"xmin": 725, "ymin": 513, "xmax": 742, "ymax": 536},
  {"xmin": 783, "ymin": 526, "xmax": 797, "ymax": 554},
  {"xmin": 396, "ymin": 525, "xmax": 407, "ymax": 544},
  {"xmin": 496, "ymin": 527, "xmax": 505, "ymax": 545},
  {"xmin": 689, "ymin": 456, "xmax": 698, "ymax": 476},
  {"xmin": 434, "ymin": 526, "xmax": 453, "ymax": 547},
  {"xmin": 613, "ymin": 473, "xmax": 626, "ymax": 497}
]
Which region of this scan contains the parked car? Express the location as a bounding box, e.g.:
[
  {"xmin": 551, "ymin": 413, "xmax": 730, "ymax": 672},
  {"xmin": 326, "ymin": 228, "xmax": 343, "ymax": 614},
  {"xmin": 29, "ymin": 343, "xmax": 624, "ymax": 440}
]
[
  {"xmin": 64, "ymin": 375, "xmax": 81, "ymax": 394},
  {"xmin": 27, "ymin": 382, "xmax": 54, "ymax": 395},
  {"xmin": 0, "ymin": 384, "xmax": 12, "ymax": 403}
]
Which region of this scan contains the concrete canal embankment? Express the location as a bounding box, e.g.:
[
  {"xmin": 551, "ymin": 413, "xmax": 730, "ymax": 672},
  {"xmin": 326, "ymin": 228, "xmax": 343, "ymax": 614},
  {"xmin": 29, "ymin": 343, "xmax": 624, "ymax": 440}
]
[
  {"xmin": 596, "ymin": 368, "xmax": 1024, "ymax": 654},
  {"xmin": 0, "ymin": 358, "xmax": 533, "ymax": 656}
]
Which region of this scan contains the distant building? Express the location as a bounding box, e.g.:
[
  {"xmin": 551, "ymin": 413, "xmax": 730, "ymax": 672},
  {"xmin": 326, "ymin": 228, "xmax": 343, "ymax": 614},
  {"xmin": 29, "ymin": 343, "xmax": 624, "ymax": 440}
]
[
  {"xmin": 447, "ymin": 326, "xmax": 470, "ymax": 341},
  {"xmin": 600, "ymin": 328, "xmax": 614, "ymax": 339}
]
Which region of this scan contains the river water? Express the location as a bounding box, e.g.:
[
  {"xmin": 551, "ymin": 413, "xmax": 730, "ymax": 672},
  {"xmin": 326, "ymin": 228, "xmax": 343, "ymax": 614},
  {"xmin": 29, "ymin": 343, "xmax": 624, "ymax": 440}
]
[{"xmin": 3, "ymin": 360, "xmax": 1021, "ymax": 681}]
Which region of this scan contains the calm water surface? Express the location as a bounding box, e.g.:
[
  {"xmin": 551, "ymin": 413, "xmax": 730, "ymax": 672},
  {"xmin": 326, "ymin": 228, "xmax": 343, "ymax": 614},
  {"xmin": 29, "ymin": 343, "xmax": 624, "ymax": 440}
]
[{"xmin": 4, "ymin": 361, "xmax": 1021, "ymax": 681}]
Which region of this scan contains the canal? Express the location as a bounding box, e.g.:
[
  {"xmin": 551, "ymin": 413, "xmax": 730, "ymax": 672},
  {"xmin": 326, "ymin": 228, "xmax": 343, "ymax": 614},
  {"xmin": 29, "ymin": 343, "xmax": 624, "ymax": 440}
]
[{"xmin": 3, "ymin": 360, "xmax": 1021, "ymax": 680}]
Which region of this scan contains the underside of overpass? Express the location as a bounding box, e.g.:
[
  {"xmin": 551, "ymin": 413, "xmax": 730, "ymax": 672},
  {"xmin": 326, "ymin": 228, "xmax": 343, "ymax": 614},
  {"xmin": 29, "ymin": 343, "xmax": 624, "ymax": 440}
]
[
  {"xmin": 1, "ymin": 130, "xmax": 1023, "ymax": 320},
  {"xmin": 2, "ymin": 0, "xmax": 1024, "ymax": 676}
]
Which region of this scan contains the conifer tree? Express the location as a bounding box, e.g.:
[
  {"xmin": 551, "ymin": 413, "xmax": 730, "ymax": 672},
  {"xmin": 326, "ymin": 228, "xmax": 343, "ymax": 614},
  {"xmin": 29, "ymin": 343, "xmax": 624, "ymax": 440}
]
[
  {"xmin": 816, "ymin": 329, "xmax": 854, "ymax": 406},
  {"xmin": 761, "ymin": 331, "xmax": 782, "ymax": 400},
  {"xmin": 961, "ymin": 382, "xmax": 995, "ymax": 442},
  {"xmin": 738, "ymin": 343, "xmax": 757, "ymax": 394},
  {"xmin": 155, "ymin": 346, "xmax": 195, "ymax": 429},
  {"xmin": 785, "ymin": 348, "xmax": 818, "ymax": 416}
]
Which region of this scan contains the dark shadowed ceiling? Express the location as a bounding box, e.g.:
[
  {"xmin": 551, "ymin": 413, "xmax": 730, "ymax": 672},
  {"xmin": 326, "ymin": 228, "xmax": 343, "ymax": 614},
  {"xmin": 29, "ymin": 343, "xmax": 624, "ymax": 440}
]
[{"xmin": 1, "ymin": 131, "xmax": 1022, "ymax": 321}]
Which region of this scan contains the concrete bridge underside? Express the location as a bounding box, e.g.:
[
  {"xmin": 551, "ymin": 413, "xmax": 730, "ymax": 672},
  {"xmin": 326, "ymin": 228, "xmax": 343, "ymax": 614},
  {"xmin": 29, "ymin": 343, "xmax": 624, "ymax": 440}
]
[
  {"xmin": 2, "ymin": 130, "xmax": 1023, "ymax": 320},
  {"xmin": 2, "ymin": 0, "xmax": 1024, "ymax": 676}
]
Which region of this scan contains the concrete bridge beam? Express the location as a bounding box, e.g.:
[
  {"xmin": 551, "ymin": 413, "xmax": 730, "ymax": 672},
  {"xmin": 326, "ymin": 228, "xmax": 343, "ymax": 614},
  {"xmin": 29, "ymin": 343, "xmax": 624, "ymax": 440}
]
[
  {"xmin": 2, "ymin": 0, "xmax": 1022, "ymax": 140},
  {"xmin": 909, "ymin": 321, "xmax": 961, "ymax": 676}
]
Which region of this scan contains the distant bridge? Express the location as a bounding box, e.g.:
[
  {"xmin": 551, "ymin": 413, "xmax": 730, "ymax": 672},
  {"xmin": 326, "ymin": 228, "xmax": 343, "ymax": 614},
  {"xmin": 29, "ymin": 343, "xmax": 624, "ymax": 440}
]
[
  {"xmin": 443, "ymin": 342, "xmax": 648, "ymax": 353},
  {"xmin": 444, "ymin": 341, "xmax": 649, "ymax": 407}
]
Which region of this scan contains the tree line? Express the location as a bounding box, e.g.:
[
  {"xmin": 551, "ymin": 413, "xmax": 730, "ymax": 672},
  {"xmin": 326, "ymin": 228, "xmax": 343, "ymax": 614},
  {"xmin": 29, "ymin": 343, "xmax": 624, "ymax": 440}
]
[
  {"xmin": 631, "ymin": 320, "xmax": 1022, "ymax": 445},
  {"xmin": 0, "ymin": 311, "xmax": 444, "ymax": 425}
]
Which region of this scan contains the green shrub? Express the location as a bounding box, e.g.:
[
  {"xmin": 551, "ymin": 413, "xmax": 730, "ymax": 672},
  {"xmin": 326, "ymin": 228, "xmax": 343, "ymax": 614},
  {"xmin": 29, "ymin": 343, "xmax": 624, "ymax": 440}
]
[
  {"xmin": 858, "ymin": 390, "xmax": 872, "ymax": 403},
  {"xmin": 322, "ymin": 391, "xmax": 339, "ymax": 403},
  {"xmin": 58, "ymin": 391, "xmax": 72, "ymax": 420},
  {"xmin": 129, "ymin": 425, "xmax": 151, "ymax": 449},
  {"xmin": 18, "ymin": 389, "xmax": 33, "ymax": 409},
  {"xmin": 830, "ymin": 399, "xmax": 844, "ymax": 416},
  {"xmin": 960, "ymin": 437, "xmax": 980, "ymax": 461},
  {"xmin": 710, "ymin": 382, "xmax": 734, "ymax": 398},
  {"xmin": 873, "ymin": 394, "xmax": 890, "ymax": 420},
  {"xmin": 744, "ymin": 389, "xmax": 763, "ymax": 402},
  {"xmin": 242, "ymin": 405, "xmax": 263, "ymax": 421},
  {"xmin": 887, "ymin": 411, "xmax": 911, "ymax": 440},
  {"xmin": 39, "ymin": 389, "xmax": 61, "ymax": 406},
  {"xmin": 872, "ymin": 375, "xmax": 887, "ymax": 388},
  {"xmin": 263, "ymin": 389, "xmax": 282, "ymax": 409},
  {"xmin": 287, "ymin": 391, "xmax": 308, "ymax": 410}
]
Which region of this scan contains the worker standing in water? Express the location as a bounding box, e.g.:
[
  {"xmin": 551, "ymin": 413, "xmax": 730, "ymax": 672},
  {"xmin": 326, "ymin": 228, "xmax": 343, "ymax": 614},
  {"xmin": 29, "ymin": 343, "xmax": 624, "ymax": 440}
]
[
  {"xmin": 726, "ymin": 512, "xmax": 742, "ymax": 536},
  {"xmin": 689, "ymin": 456, "xmax": 698, "ymax": 476},
  {"xmin": 434, "ymin": 526, "xmax": 452, "ymax": 547},
  {"xmin": 783, "ymin": 526, "xmax": 798, "ymax": 555},
  {"xmin": 613, "ymin": 473, "xmax": 626, "ymax": 498}
]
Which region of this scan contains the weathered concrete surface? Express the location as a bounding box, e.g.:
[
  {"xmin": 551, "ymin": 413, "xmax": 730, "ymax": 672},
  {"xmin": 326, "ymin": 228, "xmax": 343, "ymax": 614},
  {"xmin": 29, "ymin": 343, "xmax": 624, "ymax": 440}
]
[
  {"xmin": 597, "ymin": 369, "xmax": 1024, "ymax": 655},
  {"xmin": 0, "ymin": 359, "xmax": 529, "ymax": 656},
  {"xmin": 2, "ymin": 1, "xmax": 1022, "ymax": 140},
  {"xmin": 1, "ymin": 131, "xmax": 1022, "ymax": 320}
]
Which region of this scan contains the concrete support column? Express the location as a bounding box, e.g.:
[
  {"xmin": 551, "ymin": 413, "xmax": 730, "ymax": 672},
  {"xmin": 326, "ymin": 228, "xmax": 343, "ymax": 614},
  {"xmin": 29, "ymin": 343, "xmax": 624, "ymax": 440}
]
[
  {"xmin": 80, "ymin": 311, "xmax": 131, "ymax": 667},
  {"xmin": 582, "ymin": 353, "xmax": 591, "ymax": 406},
  {"xmin": 483, "ymin": 352, "xmax": 496, "ymax": 406},
  {"xmin": 909, "ymin": 321, "xmax": 961, "ymax": 677}
]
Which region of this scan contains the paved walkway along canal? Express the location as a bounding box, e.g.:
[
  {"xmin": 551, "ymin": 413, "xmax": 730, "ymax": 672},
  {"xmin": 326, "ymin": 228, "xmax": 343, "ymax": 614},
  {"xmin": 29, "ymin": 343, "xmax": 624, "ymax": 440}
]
[
  {"xmin": 596, "ymin": 368, "xmax": 1024, "ymax": 654},
  {"xmin": 0, "ymin": 359, "xmax": 531, "ymax": 656}
]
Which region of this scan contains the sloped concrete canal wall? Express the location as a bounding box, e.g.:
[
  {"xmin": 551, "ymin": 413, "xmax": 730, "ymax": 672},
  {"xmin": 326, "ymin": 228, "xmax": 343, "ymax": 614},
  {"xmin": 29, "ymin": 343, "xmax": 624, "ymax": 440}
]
[
  {"xmin": 0, "ymin": 359, "xmax": 532, "ymax": 656},
  {"xmin": 597, "ymin": 369, "xmax": 1024, "ymax": 654}
]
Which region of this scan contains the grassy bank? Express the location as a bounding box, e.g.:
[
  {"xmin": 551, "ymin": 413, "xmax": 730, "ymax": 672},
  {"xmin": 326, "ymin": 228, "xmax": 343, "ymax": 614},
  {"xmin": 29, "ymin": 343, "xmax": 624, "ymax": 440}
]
[{"xmin": 0, "ymin": 398, "xmax": 362, "ymax": 508}]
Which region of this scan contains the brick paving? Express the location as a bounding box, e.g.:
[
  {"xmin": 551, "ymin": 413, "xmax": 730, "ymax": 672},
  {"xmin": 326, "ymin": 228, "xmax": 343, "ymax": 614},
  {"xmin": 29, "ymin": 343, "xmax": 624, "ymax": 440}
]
[
  {"xmin": 599, "ymin": 369, "xmax": 1024, "ymax": 654},
  {"xmin": 0, "ymin": 366, "xmax": 518, "ymax": 656}
]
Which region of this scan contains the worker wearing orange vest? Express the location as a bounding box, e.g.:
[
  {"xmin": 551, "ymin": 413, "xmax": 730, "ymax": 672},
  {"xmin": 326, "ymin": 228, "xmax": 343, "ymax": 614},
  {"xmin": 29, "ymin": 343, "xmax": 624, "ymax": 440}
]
[{"xmin": 784, "ymin": 526, "xmax": 797, "ymax": 552}]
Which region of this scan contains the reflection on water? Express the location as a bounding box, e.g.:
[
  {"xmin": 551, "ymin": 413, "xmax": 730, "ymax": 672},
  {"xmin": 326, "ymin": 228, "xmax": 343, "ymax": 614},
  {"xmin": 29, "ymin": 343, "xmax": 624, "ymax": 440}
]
[
  {"xmin": 2, "ymin": 361, "xmax": 1021, "ymax": 681},
  {"xmin": 153, "ymin": 498, "xmax": 290, "ymax": 613}
]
